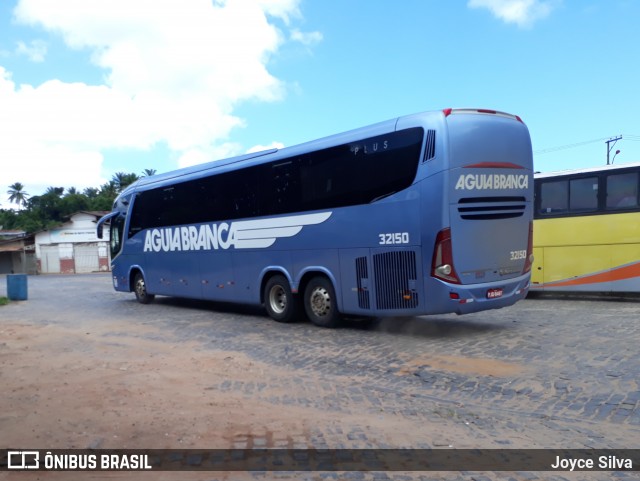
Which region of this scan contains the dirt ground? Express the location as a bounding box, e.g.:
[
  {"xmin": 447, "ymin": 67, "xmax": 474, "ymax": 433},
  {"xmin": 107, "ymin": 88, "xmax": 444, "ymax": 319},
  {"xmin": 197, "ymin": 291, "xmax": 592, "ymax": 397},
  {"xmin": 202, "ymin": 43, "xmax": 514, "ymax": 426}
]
[
  {"xmin": 2, "ymin": 318, "xmax": 474, "ymax": 450},
  {"xmin": 1, "ymin": 317, "xmax": 491, "ymax": 481},
  {"xmin": 2, "ymin": 274, "xmax": 639, "ymax": 480}
]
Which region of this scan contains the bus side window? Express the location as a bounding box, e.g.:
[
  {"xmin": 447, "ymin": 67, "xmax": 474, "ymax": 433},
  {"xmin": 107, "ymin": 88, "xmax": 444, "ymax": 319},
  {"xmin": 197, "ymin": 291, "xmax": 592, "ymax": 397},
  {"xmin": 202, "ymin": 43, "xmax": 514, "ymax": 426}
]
[
  {"xmin": 539, "ymin": 180, "xmax": 568, "ymax": 214},
  {"xmin": 606, "ymin": 172, "xmax": 639, "ymax": 209},
  {"xmin": 569, "ymin": 177, "xmax": 598, "ymax": 212},
  {"xmin": 265, "ymin": 159, "xmax": 301, "ymax": 215}
]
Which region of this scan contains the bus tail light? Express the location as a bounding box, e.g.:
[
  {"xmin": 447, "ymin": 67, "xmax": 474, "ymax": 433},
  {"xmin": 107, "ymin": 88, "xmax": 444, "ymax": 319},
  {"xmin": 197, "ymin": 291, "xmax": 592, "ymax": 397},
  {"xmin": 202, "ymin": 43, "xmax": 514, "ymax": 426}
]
[
  {"xmin": 522, "ymin": 221, "xmax": 534, "ymax": 274},
  {"xmin": 443, "ymin": 108, "xmax": 524, "ymax": 123},
  {"xmin": 431, "ymin": 228, "xmax": 461, "ymax": 284}
]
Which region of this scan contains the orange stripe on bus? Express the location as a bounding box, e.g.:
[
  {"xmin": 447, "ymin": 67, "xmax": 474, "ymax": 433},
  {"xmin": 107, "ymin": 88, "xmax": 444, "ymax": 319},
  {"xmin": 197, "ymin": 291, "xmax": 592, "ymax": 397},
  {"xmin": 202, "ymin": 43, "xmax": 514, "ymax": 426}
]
[{"xmin": 544, "ymin": 261, "xmax": 640, "ymax": 287}]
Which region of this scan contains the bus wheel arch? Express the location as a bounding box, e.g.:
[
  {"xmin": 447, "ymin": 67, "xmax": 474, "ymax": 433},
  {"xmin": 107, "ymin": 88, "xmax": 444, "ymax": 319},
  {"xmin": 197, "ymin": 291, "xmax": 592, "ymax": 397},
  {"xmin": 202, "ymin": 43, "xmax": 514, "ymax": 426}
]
[
  {"xmin": 300, "ymin": 273, "xmax": 342, "ymax": 328},
  {"xmin": 262, "ymin": 272, "xmax": 302, "ymax": 323},
  {"xmin": 131, "ymin": 269, "xmax": 155, "ymax": 304}
]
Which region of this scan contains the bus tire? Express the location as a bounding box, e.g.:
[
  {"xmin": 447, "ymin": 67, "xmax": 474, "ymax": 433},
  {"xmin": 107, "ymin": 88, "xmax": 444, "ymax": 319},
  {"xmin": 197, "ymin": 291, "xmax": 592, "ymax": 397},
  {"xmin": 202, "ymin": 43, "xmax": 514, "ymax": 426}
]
[
  {"xmin": 264, "ymin": 275, "xmax": 299, "ymax": 323},
  {"xmin": 304, "ymin": 276, "xmax": 341, "ymax": 328},
  {"xmin": 133, "ymin": 272, "xmax": 155, "ymax": 304}
]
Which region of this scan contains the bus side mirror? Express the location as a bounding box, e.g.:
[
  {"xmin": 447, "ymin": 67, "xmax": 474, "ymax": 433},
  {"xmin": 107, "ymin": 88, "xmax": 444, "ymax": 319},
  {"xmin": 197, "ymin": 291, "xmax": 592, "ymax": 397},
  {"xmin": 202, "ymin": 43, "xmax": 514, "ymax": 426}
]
[{"xmin": 97, "ymin": 224, "xmax": 104, "ymax": 239}]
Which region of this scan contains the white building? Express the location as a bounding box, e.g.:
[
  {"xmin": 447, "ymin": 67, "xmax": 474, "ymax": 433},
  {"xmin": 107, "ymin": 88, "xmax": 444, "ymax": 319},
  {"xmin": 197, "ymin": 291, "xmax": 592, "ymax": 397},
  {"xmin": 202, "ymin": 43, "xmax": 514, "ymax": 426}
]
[{"xmin": 35, "ymin": 211, "xmax": 111, "ymax": 274}]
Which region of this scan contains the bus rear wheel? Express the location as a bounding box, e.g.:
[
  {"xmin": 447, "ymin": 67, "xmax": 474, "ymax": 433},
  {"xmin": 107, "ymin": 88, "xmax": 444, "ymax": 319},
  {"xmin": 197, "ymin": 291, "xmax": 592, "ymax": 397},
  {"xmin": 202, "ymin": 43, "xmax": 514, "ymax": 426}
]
[
  {"xmin": 133, "ymin": 272, "xmax": 155, "ymax": 304},
  {"xmin": 304, "ymin": 276, "xmax": 341, "ymax": 328},
  {"xmin": 264, "ymin": 275, "xmax": 300, "ymax": 323}
]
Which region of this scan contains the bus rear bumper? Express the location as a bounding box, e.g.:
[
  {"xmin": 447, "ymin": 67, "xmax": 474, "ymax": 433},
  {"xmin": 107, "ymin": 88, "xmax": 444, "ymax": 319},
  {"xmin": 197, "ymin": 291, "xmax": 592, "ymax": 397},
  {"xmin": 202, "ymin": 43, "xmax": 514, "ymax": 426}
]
[{"xmin": 427, "ymin": 273, "xmax": 531, "ymax": 315}]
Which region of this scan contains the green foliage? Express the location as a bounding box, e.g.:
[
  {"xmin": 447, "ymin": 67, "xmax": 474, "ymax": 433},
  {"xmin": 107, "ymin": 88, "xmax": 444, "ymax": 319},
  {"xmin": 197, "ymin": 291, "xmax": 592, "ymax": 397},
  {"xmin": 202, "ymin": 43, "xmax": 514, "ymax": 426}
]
[
  {"xmin": 0, "ymin": 297, "xmax": 8, "ymax": 306},
  {"xmin": 4, "ymin": 170, "xmax": 150, "ymax": 234},
  {"xmin": 7, "ymin": 182, "xmax": 29, "ymax": 207},
  {"xmin": 111, "ymin": 172, "xmax": 139, "ymax": 192}
]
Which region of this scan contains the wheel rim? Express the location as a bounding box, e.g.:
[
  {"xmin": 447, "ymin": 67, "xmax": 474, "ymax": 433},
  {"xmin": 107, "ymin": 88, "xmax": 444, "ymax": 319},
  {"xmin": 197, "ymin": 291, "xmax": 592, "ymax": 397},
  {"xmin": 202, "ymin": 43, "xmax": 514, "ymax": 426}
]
[
  {"xmin": 268, "ymin": 284, "xmax": 287, "ymax": 314},
  {"xmin": 309, "ymin": 286, "xmax": 331, "ymax": 317},
  {"xmin": 136, "ymin": 278, "xmax": 146, "ymax": 299}
]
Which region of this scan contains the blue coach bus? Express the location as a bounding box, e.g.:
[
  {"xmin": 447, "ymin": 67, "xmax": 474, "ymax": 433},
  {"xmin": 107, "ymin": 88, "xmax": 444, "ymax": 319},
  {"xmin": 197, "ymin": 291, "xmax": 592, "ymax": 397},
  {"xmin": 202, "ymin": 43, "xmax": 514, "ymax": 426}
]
[{"xmin": 98, "ymin": 109, "xmax": 534, "ymax": 327}]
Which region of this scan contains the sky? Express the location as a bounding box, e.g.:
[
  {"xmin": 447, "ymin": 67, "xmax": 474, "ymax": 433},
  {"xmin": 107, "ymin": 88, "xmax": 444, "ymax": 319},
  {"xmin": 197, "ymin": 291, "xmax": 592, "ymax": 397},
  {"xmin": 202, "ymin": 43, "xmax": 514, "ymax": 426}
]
[{"xmin": 1, "ymin": 0, "xmax": 639, "ymax": 209}]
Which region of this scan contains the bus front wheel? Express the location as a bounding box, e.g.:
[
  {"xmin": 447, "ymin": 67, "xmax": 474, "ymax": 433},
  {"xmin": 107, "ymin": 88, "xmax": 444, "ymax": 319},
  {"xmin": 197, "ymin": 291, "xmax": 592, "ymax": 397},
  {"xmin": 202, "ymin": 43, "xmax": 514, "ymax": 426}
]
[
  {"xmin": 264, "ymin": 275, "xmax": 300, "ymax": 323},
  {"xmin": 133, "ymin": 272, "xmax": 155, "ymax": 304},
  {"xmin": 304, "ymin": 276, "xmax": 341, "ymax": 328}
]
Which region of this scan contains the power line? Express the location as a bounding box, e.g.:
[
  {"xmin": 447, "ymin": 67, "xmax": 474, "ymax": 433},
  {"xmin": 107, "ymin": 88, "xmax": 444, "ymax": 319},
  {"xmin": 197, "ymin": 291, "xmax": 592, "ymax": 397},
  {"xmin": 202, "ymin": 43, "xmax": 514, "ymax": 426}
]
[
  {"xmin": 533, "ymin": 137, "xmax": 609, "ymax": 155},
  {"xmin": 534, "ymin": 134, "xmax": 640, "ymax": 155}
]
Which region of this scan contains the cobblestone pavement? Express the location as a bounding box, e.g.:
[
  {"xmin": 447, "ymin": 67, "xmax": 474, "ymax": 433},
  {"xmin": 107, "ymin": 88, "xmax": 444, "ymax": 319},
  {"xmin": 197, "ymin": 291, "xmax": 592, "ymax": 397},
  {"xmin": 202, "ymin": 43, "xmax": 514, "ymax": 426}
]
[{"xmin": 1, "ymin": 274, "xmax": 639, "ymax": 481}]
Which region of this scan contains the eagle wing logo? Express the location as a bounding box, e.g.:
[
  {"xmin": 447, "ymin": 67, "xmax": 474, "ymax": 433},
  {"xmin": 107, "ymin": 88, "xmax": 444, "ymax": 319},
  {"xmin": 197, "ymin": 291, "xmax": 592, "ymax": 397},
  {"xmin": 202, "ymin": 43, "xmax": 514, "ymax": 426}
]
[{"xmin": 232, "ymin": 212, "xmax": 332, "ymax": 249}]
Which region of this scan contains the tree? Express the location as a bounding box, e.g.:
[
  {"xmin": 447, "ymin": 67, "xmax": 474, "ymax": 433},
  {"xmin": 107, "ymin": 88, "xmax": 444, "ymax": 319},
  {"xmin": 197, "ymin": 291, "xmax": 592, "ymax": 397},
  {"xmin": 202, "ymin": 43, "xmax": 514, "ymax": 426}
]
[
  {"xmin": 25, "ymin": 190, "xmax": 64, "ymax": 228},
  {"xmin": 60, "ymin": 193, "xmax": 89, "ymax": 217},
  {"xmin": 5, "ymin": 171, "xmax": 140, "ymax": 233},
  {"xmin": 87, "ymin": 181, "xmax": 118, "ymax": 211},
  {"xmin": 0, "ymin": 209, "xmax": 19, "ymax": 230},
  {"xmin": 141, "ymin": 168, "xmax": 157, "ymax": 177},
  {"xmin": 7, "ymin": 182, "xmax": 29, "ymax": 207},
  {"xmin": 45, "ymin": 186, "xmax": 65, "ymax": 196},
  {"xmin": 83, "ymin": 187, "xmax": 99, "ymax": 199},
  {"xmin": 111, "ymin": 172, "xmax": 139, "ymax": 193}
]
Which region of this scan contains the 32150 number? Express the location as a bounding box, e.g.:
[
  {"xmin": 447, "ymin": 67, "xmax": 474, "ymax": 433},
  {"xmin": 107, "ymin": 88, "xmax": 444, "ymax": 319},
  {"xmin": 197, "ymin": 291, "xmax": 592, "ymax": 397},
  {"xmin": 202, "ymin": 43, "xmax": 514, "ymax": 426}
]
[{"xmin": 378, "ymin": 232, "xmax": 410, "ymax": 245}]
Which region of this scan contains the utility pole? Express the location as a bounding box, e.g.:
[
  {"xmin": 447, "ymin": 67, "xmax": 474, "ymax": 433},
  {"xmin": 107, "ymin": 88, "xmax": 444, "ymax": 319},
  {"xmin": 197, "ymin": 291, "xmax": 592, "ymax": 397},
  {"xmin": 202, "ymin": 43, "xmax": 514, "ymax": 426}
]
[{"xmin": 606, "ymin": 135, "xmax": 622, "ymax": 165}]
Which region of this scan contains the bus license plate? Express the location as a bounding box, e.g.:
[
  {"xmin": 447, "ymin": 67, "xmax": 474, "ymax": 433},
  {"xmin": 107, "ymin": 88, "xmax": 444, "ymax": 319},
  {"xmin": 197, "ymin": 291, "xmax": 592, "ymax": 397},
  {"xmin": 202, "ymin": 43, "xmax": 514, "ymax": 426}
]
[{"xmin": 487, "ymin": 288, "xmax": 503, "ymax": 299}]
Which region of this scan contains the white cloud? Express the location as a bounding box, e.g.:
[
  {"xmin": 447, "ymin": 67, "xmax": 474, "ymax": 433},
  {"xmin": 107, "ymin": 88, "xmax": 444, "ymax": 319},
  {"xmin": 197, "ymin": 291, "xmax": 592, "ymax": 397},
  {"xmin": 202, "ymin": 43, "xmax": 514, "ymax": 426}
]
[
  {"xmin": 0, "ymin": 67, "xmax": 105, "ymax": 194},
  {"xmin": 291, "ymin": 29, "xmax": 323, "ymax": 46},
  {"xmin": 1, "ymin": 0, "xmax": 314, "ymax": 196},
  {"xmin": 15, "ymin": 39, "xmax": 47, "ymax": 62},
  {"xmin": 468, "ymin": 0, "xmax": 559, "ymax": 28},
  {"xmin": 247, "ymin": 141, "xmax": 285, "ymax": 154},
  {"xmin": 177, "ymin": 143, "xmax": 244, "ymax": 169}
]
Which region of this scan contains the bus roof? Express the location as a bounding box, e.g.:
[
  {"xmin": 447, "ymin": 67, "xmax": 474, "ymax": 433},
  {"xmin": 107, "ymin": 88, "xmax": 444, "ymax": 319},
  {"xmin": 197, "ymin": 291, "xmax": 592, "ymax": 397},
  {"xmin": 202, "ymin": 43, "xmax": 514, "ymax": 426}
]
[{"xmin": 534, "ymin": 161, "xmax": 640, "ymax": 180}]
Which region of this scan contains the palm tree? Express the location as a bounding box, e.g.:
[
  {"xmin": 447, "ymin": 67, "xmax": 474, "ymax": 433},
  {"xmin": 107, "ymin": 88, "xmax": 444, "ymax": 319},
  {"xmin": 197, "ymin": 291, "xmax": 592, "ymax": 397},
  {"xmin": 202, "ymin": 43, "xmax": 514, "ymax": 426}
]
[
  {"xmin": 45, "ymin": 186, "xmax": 65, "ymax": 196},
  {"xmin": 99, "ymin": 181, "xmax": 118, "ymax": 199},
  {"xmin": 83, "ymin": 187, "xmax": 99, "ymax": 198},
  {"xmin": 7, "ymin": 182, "xmax": 29, "ymax": 207},
  {"xmin": 141, "ymin": 168, "xmax": 157, "ymax": 177},
  {"xmin": 111, "ymin": 172, "xmax": 139, "ymax": 193}
]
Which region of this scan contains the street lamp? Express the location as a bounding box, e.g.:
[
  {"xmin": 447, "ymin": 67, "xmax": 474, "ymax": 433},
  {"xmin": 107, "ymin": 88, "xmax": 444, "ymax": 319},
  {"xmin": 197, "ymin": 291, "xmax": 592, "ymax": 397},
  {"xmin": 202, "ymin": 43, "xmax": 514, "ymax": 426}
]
[{"xmin": 612, "ymin": 149, "xmax": 621, "ymax": 164}]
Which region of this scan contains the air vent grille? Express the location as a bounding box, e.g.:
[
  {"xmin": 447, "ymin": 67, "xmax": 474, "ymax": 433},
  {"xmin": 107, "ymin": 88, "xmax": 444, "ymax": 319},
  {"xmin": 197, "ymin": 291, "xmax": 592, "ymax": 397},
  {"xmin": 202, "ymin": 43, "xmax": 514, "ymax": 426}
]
[
  {"xmin": 355, "ymin": 256, "xmax": 370, "ymax": 309},
  {"xmin": 422, "ymin": 129, "xmax": 436, "ymax": 162},
  {"xmin": 458, "ymin": 196, "xmax": 526, "ymax": 220},
  {"xmin": 373, "ymin": 251, "xmax": 418, "ymax": 309}
]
